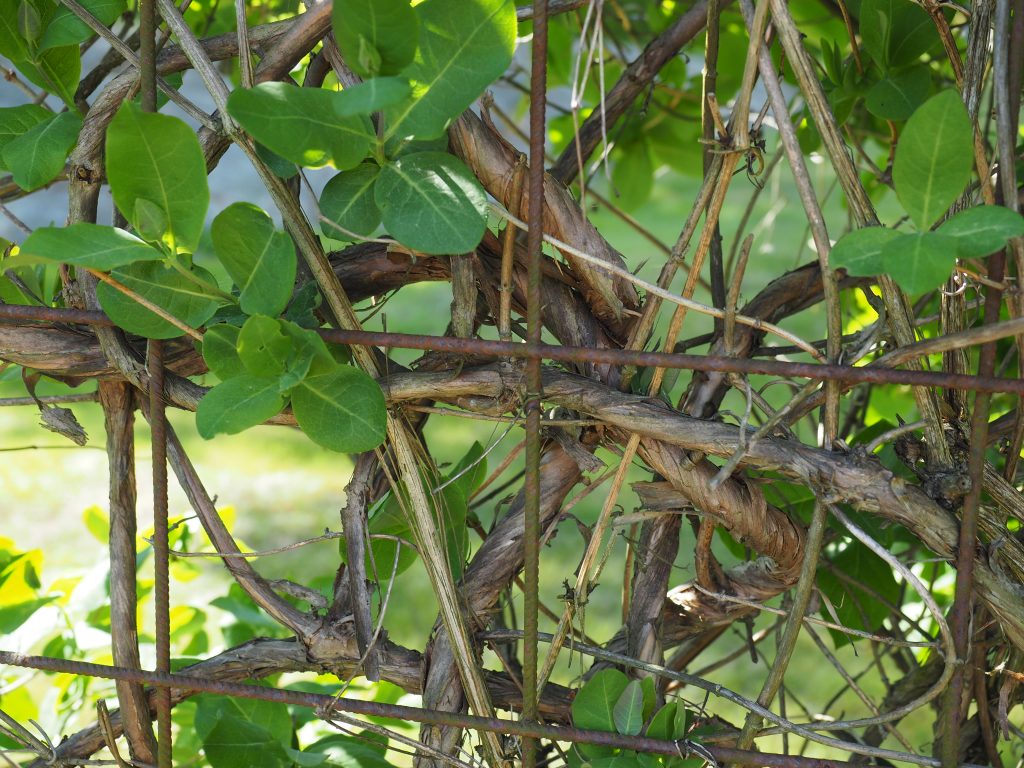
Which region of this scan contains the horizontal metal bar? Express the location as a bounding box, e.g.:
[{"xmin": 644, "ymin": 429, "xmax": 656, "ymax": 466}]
[
  {"xmin": 0, "ymin": 651, "xmax": 846, "ymax": 767},
  {"xmin": 2, "ymin": 303, "xmax": 1021, "ymax": 394}
]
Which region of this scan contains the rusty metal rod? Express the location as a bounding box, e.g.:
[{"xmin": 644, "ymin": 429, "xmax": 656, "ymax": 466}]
[
  {"xmin": 0, "ymin": 651, "xmax": 848, "ymax": 768},
  {"xmin": 1, "ymin": 304, "xmax": 1022, "ymax": 393},
  {"xmin": 523, "ymin": 1, "xmax": 550, "ymax": 765}
]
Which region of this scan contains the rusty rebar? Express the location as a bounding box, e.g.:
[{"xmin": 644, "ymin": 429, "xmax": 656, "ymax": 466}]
[
  {"xmin": 148, "ymin": 339, "xmax": 172, "ymax": 768},
  {"xmin": 523, "ymin": 2, "xmax": 549, "ymax": 766},
  {"xmin": 0, "ymin": 651, "xmax": 849, "ymax": 768},
  {"xmin": 2, "ymin": 304, "xmax": 1023, "ymax": 394}
]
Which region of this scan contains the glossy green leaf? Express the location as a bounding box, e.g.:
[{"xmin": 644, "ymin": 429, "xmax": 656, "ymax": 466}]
[
  {"xmin": 202, "ymin": 324, "xmax": 245, "ymax": 380},
  {"xmin": 96, "ymin": 262, "xmax": 221, "ymax": 339},
  {"xmin": 196, "ymin": 375, "xmax": 286, "ymax": 438},
  {"xmin": 640, "ymin": 675, "xmax": 656, "ymax": 720},
  {"xmin": 612, "ymin": 680, "xmax": 645, "ymax": 736},
  {"xmin": 237, "ymin": 315, "xmax": 292, "ymax": 377},
  {"xmin": 198, "ymin": 713, "xmax": 289, "ymax": 768},
  {"xmin": 881, "ymin": 231, "xmax": 959, "ymax": 294},
  {"xmin": 937, "ymin": 205, "xmax": 1024, "ymax": 258},
  {"xmin": 319, "ymin": 164, "xmax": 382, "ymax": 239},
  {"xmin": 18, "ymin": 223, "xmax": 160, "ymax": 269},
  {"xmin": 646, "ymin": 701, "xmax": 688, "ymax": 741},
  {"xmin": 196, "ymin": 693, "xmax": 292, "ymax": 748},
  {"xmin": 15, "ymin": 46, "xmax": 80, "ymax": 109},
  {"xmin": 571, "ymin": 668, "xmax": 629, "ymax": 732},
  {"xmin": 211, "ymin": 202, "xmax": 296, "ymax": 317},
  {"xmin": 134, "ymin": 198, "xmax": 168, "ymax": 243},
  {"xmin": 279, "ymin": 319, "xmax": 337, "ymax": 377},
  {"xmin": 375, "ymin": 151, "xmax": 487, "ymax": 254},
  {"xmin": 0, "ymin": 104, "xmax": 51, "ymax": 166},
  {"xmin": 334, "ymin": 0, "xmax": 417, "ymax": 77},
  {"xmin": 335, "ymin": 77, "xmax": 411, "ymax": 117},
  {"xmin": 303, "ymin": 734, "xmax": 391, "ymax": 768},
  {"xmin": 1, "ymin": 110, "xmax": 80, "ymax": 191},
  {"xmin": 864, "ymin": 65, "xmax": 930, "ymax": 121},
  {"xmin": 291, "ymin": 366, "xmax": 387, "ymax": 453},
  {"xmin": 0, "ymin": 0, "xmax": 31, "ymax": 60},
  {"xmin": 385, "ymin": 0, "xmax": 516, "ymax": 139},
  {"xmin": 227, "ymin": 83, "xmax": 374, "ymax": 170},
  {"xmin": 106, "ymin": 102, "xmax": 209, "ymax": 253},
  {"xmin": 893, "ymin": 90, "xmax": 972, "ymax": 230},
  {"xmin": 39, "ymin": 0, "xmax": 125, "ymax": 50},
  {"xmin": 859, "ymin": 0, "xmax": 937, "ymax": 69},
  {"xmin": 829, "ymin": 226, "xmax": 900, "ymax": 276}
]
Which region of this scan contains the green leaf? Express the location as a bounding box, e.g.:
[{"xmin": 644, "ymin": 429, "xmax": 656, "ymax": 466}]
[
  {"xmin": 211, "ymin": 202, "xmax": 297, "ymax": 317},
  {"xmin": 572, "ymin": 668, "xmax": 629, "ymax": 732},
  {"xmin": 829, "ymin": 226, "xmax": 900, "ymax": 276},
  {"xmin": 196, "ymin": 693, "xmax": 293, "ymax": 748},
  {"xmin": 612, "ymin": 680, "xmax": 645, "ymax": 736},
  {"xmin": 445, "ymin": 440, "xmax": 487, "ymax": 500},
  {"xmin": 375, "ymin": 151, "xmax": 488, "ymax": 254},
  {"xmin": 859, "ymin": 0, "xmax": 937, "ymax": 69},
  {"xmin": 640, "ymin": 675, "xmax": 656, "ymax": 720},
  {"xmin": 202, "ymin": 324, "xmax": 246, "ymax": 380},
  {"xmin": 893, "ymin": 90, "xmax": 973, "ymax": 229},
  {"xmin": 334, "ymin": 0, "xmax": 418, "ymax": 77},
  {"xmin": 227, "ymin": 83, "xmax": 374, "ymax": 170},
  {"xmin": 96, "ymin": 262, "xmax": 221, "ymax": 339},
  {"xmin": 818, "ymin": 539, "xmax": 900, "ymax": 648},
  {"xmin": 236, "ymin": 315, "xmax": 292, "ymax": 377},
  {"xmin": 134, "ymin": 198, "xmax": 169, "ymax": 244},
  {"xmin": 0, "ymin": 104, "xmax": 51, "ymax": 167},
  {"xmin": 17, "ymin": 223, "xmax": 161, "ymax": 269},
  {"xmin": 864, "ymin": 65, "xmax": 930, "ymax": 121},
  {"xmin": 0, "ymin": 597, "xmax": 56, "ymax": 633},
  {"xmin": 1, "ymin": 110, "xmax": 81, "ymax": 191},
  {"xmin": 0, "ymin": 0, "xmax": 31, "ymax": 60},
  {"xmin": 880, "ymin": 231, "xmax": 959, "ymax": 293},
  {"xmin": 320, "ymin": 164, "xmax": 382, "ymax": 239},
  {"xmin": 291, "ymin": 366, "xmax": 386, "ymax": 453},
  {"xmin": 335, "ymin": 77, "xmax": 412, "ymax": 117},
  {"xmin": 39, "ymin": 0, "xmax": 125, "ymax": 50},
  {"xmin": 611, "ymin": 141, "xmax": 654, "ymax": 211},
  {"xmin": 196, "ymin": 375, "xmax": 286, "ymax": 438},
  {"xmin": 937, "ymin": 206, "xmax": 1024, "ymax": 258},
  {"xmin": 82, "ymin": 505, "xmax": 109, "ymax": 544},
  {"xmin": 647, "ymin": 701, "xmax": 688, "ymax": 741},
  {"xmin": 106, "ymin": 102, "xmax": 209, "ymax": 253},
  {"xmin": 284, "ymin": 281, "xmax": 323, "ymax": 329},
  {"xmin": 385, "ymin": 0, "xmax": 516, "ymax": 139},
  {"xmin": 279, "ymin": 319, "xmax": 337, "ymax": 377},
  {"xmin": 304, "ymin": 734, "xmax": 391, "ymax": 768},
  {"xmin": 18, "ymin": 2, "xmax": 41, "ymax": 44},
  {"xmin": 199, "ymin": 713, "xmax": 289, "ymax": 768},
  {"xmin": 17, "ymin": 46, "xmax": 81, "ymax": 109},
  {"xmin": 357, "ymin": 493, "xmax": 417, "ymax": 576}
]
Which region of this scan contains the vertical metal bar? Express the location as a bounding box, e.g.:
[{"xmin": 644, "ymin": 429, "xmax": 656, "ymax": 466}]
[
  {"xmin": 149, "ymin": 339, "xmax": 172, "ymax": 768},
  {"xmin": 523, "ymin": 1, "xmax": 549, "ymax": 766},
  {"xmin": 138, "ymin": 3, "xmax": 168, "ymax": 765}
]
